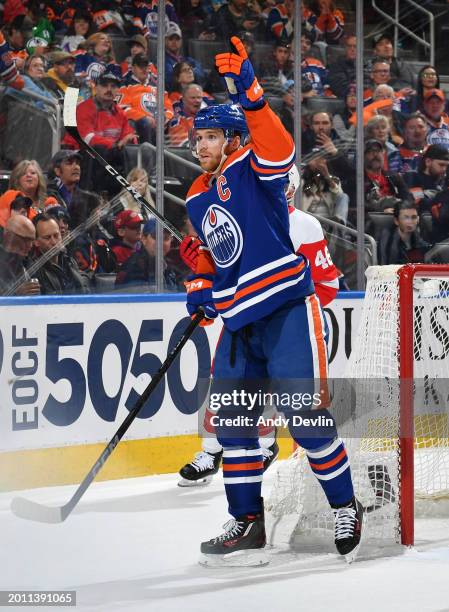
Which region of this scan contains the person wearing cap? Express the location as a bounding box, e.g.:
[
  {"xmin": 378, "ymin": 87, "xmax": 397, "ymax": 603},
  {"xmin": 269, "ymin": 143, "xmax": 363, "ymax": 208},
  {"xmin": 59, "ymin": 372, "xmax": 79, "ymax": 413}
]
[
  {"xmin": 422, "ymin": 89, "xmax": 449, "ymax": 150},
  {"xmin": 328, "ymin": 34, "xmax": 356, "ymax": 98},
  {"xmin": 41, "ymin": 51, "xmax": 78, "ymax": 105},
  {"xmin": 0, "ymin": 216, "xmax": 40, "ymax": 296},
  {"xmin": 62, "ymin": 70, "xmax": 137, "ymax": 195},
  {"xmin": 299, "ymin": 32, "xmax": 330, "ymax": 97},
  {"xmin": 46, "ymin": 150, "xmax": 84, "ymax": 211},
  {"xmin": 371, "ymin": 33, "xmax": 414, "ymax": 89},
  {"xmin": 364, "ymin": 139, "xmax": 411, "ymax": 215},
  {"xmin": 115, "ymin": 217, "xmax": 182, "ymax": 291},
  {"xmin": 0, "ymin": 190, "xmax": 33, "ymax": 230},
  {"xmin": 118, "ymin": 55, "xmax": 174, "ymax": 144},
  {"xmin": 165, "ymin": 21, "xmax": 204, "ymax": 91},
  {"xmin": 121, "ymin": 35, "xmax": 157, "ymax": 86},
  {"xmin": 403, "ymin": 144, "xmax": 449, "ymax": 211},
  {"xmin": 111, "ymin": 210, "xmax": 144, "ymax": 267},
  {"xmin": 46, "ymin": 205, "xmax": 70, "ymax": 240}
]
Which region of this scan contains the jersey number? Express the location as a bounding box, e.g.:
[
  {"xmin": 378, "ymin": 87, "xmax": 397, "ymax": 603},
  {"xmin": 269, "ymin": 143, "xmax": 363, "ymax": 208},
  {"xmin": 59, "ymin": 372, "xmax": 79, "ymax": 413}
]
[{"xmin": 315, "ymin": 246, "xmax": 333, "ymax": 269}]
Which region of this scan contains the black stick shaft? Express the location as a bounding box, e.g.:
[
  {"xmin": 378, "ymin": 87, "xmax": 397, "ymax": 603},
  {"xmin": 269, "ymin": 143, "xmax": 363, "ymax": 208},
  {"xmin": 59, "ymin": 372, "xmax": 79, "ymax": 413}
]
[
  {"xmin": 60, "ymin": 311, "xmax": 204, "ymax": 521},
  {"xmin": 65, "ymin": 126, "xmax": 184, "ymax": 243}
]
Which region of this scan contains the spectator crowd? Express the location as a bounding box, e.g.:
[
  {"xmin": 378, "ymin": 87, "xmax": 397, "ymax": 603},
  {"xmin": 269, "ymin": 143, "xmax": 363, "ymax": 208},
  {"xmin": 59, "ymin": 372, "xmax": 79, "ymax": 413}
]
[{"xmin": 1, "ymin": 0, "xmax": 449, "ymax": 296}]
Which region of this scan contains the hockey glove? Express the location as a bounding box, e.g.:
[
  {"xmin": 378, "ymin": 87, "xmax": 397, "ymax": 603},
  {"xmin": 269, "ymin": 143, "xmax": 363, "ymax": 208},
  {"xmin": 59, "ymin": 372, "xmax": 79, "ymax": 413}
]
[
  {"xmin": 215, "ymin": 36, "xmax": 264, "ymax": 110},
  {"xmin": 185, "ymin": 274, "xmax": 217, "ymax": 327},
  {"xmin": 180, "ymin": 235, "xmax": 201, "ymax": 272}
]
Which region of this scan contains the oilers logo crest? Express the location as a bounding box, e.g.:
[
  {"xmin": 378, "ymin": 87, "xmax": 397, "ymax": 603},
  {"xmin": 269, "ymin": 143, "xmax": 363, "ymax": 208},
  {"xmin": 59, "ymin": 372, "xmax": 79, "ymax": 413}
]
[
  {"xmin": 141, "ymin": 92, "xmax": 157, "ymax": 116},
  {"xmin": 202, "ymin": 205, "xmax": 243, "ymax": 268}
]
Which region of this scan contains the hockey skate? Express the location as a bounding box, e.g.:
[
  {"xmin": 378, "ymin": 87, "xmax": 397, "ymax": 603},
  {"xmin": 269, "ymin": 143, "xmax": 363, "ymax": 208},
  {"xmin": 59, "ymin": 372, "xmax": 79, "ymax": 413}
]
[
  {"xmin": 332, "ymin": 497, "xmax": 364, "ymax": 564},
  {"xmin": 199, "ymin": 510, "xmax": 268, "ymax": 567},
  {"xmin": 178, "ymin": 450, "xmax": 222, "ymax": 487}
]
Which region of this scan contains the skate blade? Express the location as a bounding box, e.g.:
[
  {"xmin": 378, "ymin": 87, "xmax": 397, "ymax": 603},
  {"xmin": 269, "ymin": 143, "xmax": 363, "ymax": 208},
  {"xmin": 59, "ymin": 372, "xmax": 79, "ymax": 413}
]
[
  {"xmin": 178, "ymin": 476, "xmax": 213, "ymax": 487},
  {"xmin": 344, "ymin": 541, "xmax": 361, "ymax": 564},
  {"xmin": 199, "ymin": 549, "xmax": 269, "ymax": 568}
]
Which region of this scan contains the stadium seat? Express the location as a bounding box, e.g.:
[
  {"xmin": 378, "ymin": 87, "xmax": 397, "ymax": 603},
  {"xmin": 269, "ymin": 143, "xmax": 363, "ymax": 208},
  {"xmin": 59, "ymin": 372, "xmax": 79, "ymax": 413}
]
[
  {"xmin": 419, "ymin": 211, "xmax": 433, "ymax": 242},
  {"xmin": 326, "ymin": 44, "xmax": 346, "ymax": 66},
  {"xmin": 253, "ymin": 43, "xmax": 274, "ymax": 68},
  {"xmin": 424, "ymin": 241, "xmax": 449, "ymax": 264},
  {"xmin": 367, "ymin": 212, "xmax": 395, "ymax": 238},
  {"xmin": 94, "ymin": 273, "xmax": 117, "ymax": 293},
  {"xmin": 109, "ymin": 36, "xmax": 129, "ymax": 63},
  {"xmin": 187, "ymin": 40, "xmax": 223, "ymax": 71},
  {"xmin": 403, "ymin": 61, "xmax": 429, "ymax": 87},
  {"xmin": 303, "ymin": 96, "xmax": 345, "ymax": 116},
  {"xmin": 266, "ymin": 95, "xmax": 284, "ymax": 117}
]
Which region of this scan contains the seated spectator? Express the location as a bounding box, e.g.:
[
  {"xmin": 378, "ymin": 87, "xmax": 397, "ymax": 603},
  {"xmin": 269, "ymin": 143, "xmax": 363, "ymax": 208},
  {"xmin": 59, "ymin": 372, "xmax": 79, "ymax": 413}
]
[
  {"xmin": 61, "ymin": 10, "xmax": 94, "ymax": 53},
  {"xmin": 9, "ymin": 159, "xmax": 55, "ymax": 213},
  {"xmin": 41, "ymin": 51, "xmax": 78, "ymax": 106},
  {"xmin": 16, "ymin": 55, "xmax": 57, "ymax": 109},
  {"xmin": 31, "ymin": 212, "xmax": 90, "ymax": 294},
  {"xmin": 403, "ymin": 144, "xmax": 449, "ymax": 210},
  {"xmin": 378, "ymin": 200, "xmax": 430, "ymax": 265},
  {"xmin": 118, "ymin": 57, "xmax": 174, "ymax": 144},
  {"xmin": 122, "ymin": 52, "xmax": 158, "ymax": 89},
  {"xmin": 0, "ymin": 31, "xmax": 25, "ymax": 90},
  {"xmin": 75, "ymin": 32, "xmax": 121, "ymax": 88},
  {"xmin": 301, "ymin": 33, "xmax": 331, "ymax": 97},
  {"xmin": 169, "ymin": 84, "xmax": 213, "ymax": 146},
  {"xmin": 115, "ymin": 218, "xmax": 182, "ymax": 291},
  {"xmin": 364, "ymin": 58, "xmax": 391, "ymax": 105},
  {"xmin": 121, "ymin": 35, "xmax": 153, "ymax": 81},
  {"xmin": 46, "ymin": 205, "xmax": 70, "ymax": 241},
  {"xmin": 364, "ymin": 139, "xmax": 411, "ymax": 214},
  {"xmin": 301, "ymin": 159, "xmax": 349, "ymax": 224},
  {"xmin": 165, "ymin": 22, "xmax": 204, "ymax": 91},
  {"xmin": 302, "ymin": 110, "xmax": 340, "ymax": 157},
  {"xmin": 111, "ymin": 210, "xmax": 143, "ymax": 268},
  {"xmin": 178, "ymin": 0, "xmax": 210, "ymax": 40},
  {"xmin": 370, "ymin": 33, "xmax": 414, "ymax": 88},
  {"xmin": 46, "ymin": 150, "xmax": 89, "ymax": 223},
  {"xmin": 327, "ymin": 34, "xmax": 356, "ymax": 98},
  {"xmin": 0, "ymin": 216, "xmax": 41, "ymax": 296},
  {"xmin": 3, "ymin": 15, "xmax": 30, "ymax": 72},
  {"xmin": 305, "ymin": 0, "xmax": 345, "ymax": 44},
  {"xmin": 63, "ymin": 70, "xmax": 138, "ymax": 195},
  {"xmin": 266, "ymin": 0, "xmax": 294, "ymax": 43},
  {"xmin": 0, "ymin": 192, "xmax": 33, "ymax": 230},
  {"xmin": 422, "ymin": 89, "xmax": 449, "ymax": 150},
  {"xmin": 365, "ymin": 115, "xmax": 401, "ymax": 173},
  {"xmin": 430, "ymin": 187, "xmax": 449, "ymax": 243},
  {"xmin": 406, "ymin": 65, "xmax": 447, "ymax": 114},
  {"xmin": 136, "ymin": 0, "xmax": 179, "ymax": 39},
  {"xmin": 204, "ymin": 0, "xmax": 264, "ymax": 41},
  {"xmin": 280, "ymin": 78, "xmax": 316, "ymax": 136},
  {"xmin": 169, "ymin": 61, "xmax": 199, "ymax": 104},
  {"xmin": 333, "ymin": 83, "xmax": 356, "ymax": 143},
  {"xmin": 259, "ymin": 38, "xmax": 294, "ymax": 96},
  {"xmin": 398, "ymin": 113, "xmax": 429, "ymax": 173},
  {"xmin": 117, "ymin": 167, "xmax": 155, "ymax": 216}
]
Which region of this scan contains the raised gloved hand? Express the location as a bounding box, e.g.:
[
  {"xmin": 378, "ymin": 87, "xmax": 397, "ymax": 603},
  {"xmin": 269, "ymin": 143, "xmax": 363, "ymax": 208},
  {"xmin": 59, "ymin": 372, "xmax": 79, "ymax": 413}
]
[
  {"xmin": 180, "ymin": 235, "xmax": 201, "ymax": 272},
  {"xmin": 215, "ymin": 36, "xmax": 264, "ymax": 110},
  {"xmin": 185, "ymin": 274, "xmax": 217, "ymax": 326}
]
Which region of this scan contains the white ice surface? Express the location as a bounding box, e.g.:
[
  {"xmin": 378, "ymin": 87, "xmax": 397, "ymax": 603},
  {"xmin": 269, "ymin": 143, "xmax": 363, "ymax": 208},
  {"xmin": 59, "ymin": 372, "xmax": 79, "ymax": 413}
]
[{"xmin": 1, "ymin": 466, "xmax": 449, "ymax": 612}]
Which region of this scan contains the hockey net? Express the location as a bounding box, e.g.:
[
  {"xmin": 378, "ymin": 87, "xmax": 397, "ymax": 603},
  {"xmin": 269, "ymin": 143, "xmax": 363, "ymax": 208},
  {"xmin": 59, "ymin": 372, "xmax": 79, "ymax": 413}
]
[{"xmin": 266, "ymin": 264, "xmax": 449, "ymax": 546}]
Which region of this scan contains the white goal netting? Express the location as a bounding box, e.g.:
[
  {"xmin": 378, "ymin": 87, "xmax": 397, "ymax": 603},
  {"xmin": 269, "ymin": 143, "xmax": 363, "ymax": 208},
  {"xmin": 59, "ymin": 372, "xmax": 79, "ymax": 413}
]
[{"xmin": 267, "ymin": 265, "xmax": 449, "ymax": 545}]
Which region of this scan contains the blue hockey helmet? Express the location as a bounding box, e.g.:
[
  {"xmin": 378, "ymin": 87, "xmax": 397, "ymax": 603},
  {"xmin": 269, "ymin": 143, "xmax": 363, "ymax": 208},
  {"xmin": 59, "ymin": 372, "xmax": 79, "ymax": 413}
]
[{"xmin": 193, "ymin": 104, "xmax": 248, "ymax": 140}]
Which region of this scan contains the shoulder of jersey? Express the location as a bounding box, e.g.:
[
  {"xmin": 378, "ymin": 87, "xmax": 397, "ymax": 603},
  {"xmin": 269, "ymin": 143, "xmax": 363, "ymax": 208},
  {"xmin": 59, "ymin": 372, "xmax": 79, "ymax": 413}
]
[{"xmin": 289, "ymin": 207, "xmax": 325, "ymax": 242}]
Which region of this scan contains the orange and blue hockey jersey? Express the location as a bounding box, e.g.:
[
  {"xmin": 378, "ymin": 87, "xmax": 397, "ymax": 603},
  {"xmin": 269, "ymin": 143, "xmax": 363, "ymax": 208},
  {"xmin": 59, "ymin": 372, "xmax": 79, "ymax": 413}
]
[{"xmin": 186, "ymin": 103, "xmax": 314, "ymax": 332}]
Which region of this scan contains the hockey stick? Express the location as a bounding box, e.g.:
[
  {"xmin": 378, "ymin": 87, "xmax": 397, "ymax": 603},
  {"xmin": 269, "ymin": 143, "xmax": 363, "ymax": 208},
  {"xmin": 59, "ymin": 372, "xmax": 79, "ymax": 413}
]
[
  {"xmin": 11, "ymin": 311, "xmax": 204, "ymax": 524},
  {"xmin": 63, "ymin": 87, "xmax": 183, "ymax": 242}
]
